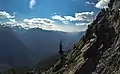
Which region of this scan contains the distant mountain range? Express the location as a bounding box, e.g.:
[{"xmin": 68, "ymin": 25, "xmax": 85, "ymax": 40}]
[{"xmin": 0, "ymin": 25, "xmax": 85, "ymax": 71}]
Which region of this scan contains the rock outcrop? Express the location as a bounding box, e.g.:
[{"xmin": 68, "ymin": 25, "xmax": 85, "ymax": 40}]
[
  {"xmin": 44, "ymin": 0, "xmax": 120, "ymax": 74},
  {"xmin": 43, "ymin": 0, "xmax": 120, "ymax": 74}
]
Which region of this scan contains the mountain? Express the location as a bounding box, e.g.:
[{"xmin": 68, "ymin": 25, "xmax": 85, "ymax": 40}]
[
  {"xmin": 0, "ymin": 26, "xmax": 32, "ymax": 70},
  {"xmin": 0, "ymin": 25, "xmax": 84, "ymax": 72},
  {"xmin": 45, "ymin": 0, "xmax": 120, "ymax": 74}
]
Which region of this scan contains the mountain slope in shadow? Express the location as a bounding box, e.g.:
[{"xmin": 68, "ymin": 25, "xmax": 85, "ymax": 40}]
[
  {"xmin": 0, "ymin": 26, "xmax": 32, "ymax": 69},
  {"xmin": 0, "ymin": 26, "xmax": 85, "ymax": 72}
]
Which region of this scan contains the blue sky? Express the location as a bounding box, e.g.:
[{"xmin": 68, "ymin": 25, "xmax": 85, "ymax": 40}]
[
  {"xmin": 0, "ymin": 0, "xmax": 110, "ymax": 32},
  {"xmin": 0, "ymin": 0, "xmax": 98, "ymax": 18}
]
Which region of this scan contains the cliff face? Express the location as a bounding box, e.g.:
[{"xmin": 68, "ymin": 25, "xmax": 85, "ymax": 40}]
[{"xmin": 46, "ymin": 0, "xmax": 120, "ymax": 74}]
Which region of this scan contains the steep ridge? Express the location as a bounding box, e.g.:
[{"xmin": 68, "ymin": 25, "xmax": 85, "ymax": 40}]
[{"xmin": 45, "ymin": 0, "xmax": 120, "ymax": 74}]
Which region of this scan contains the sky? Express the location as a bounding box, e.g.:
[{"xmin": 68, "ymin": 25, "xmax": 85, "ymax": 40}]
[{"xmin": 0, "ymin": 0, "xmax": 110, "ymax": 32}]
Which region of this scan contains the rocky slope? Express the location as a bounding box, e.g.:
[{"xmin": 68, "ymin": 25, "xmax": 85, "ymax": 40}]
[{"xmin": 44, "ymin": 0, "xmax": 120, "ymax": 74}]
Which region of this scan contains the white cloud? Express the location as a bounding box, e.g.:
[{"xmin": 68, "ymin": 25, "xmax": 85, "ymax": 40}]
[
  {"xmin": 75, "ymin": 12, "xmax": 94, "ymax": 21},
  {"xmin": 64, "ymin": 16, "xmax": 76, "ymax": 21},
  {"xmin": 75, "ymin": 23, "xmax": 89, "ymax": 26},
  {"xmin": 95, "ymin": 0, "xmax": 110, "ymax": 9},
  {"xmin": 51, "ymin": 15, "xmax": 77, "ymax": 21},
  {"xmin": 21, "ymin": 17, "xmax": 91, "ymax": 32},
  {"xmin": 1, "ymin": 11, "xmax": 91, "ymax": 32},
  {"xmin": 85, "ymin": 1, "xmax": 95, "ymax": 5},
  {"xmin": 51, "ymin": 11, "xmax": 94, "ymax": 31},
  {"xmin": 22, "ymin": 18, "xmax": 86, "ymax": 32},
  {"xmin": 9, "ymin": 19, "xmax": 17, "ymax": 23},
  {"xmin": 0, "ymin": 11, "xmax": 15, "ymax": 19},
  {"xmin": 0, "ymin": 11, "xmax": 17, "ymax": 26},
  {"xmin": 52, "ymin": 11, "xmax": 94, "ymax": 22},
  {"xmin": 75, "ymin": 23, "xmax": 88, "ymax": 30},
  {"xmin": 51, "ymin": 15, "xmax": 66, "ymax": 21},
  {"xmin": 24, "ymin": 18, "xmax": 54, "ymax": 24},
  {"xmin": 29, "ymin": 0, "xmax": 36, "ymax": 9},
  {"xmin": 2, "ymin": 17, "xmax": 87, "ymax": 32},
  {"xmin": 85, "ymin": 1, "xmax": 91, "ymax": 4},
  {"xmin": 62, "ymin": 21, "xmax": 70, "ymax": 24}
]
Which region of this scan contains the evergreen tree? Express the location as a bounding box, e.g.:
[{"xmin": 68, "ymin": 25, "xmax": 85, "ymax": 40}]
[
  {"xmin": 73, "ymin": 44, "xmax": 76, "ymax": 49},
  {"xmin": 59, "ymin": 41, "xmax": 63, "ymax": 55}
]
